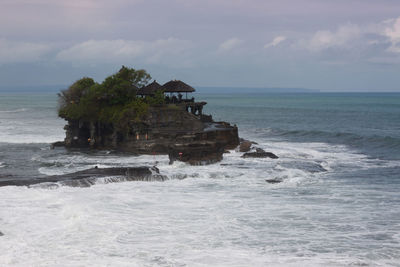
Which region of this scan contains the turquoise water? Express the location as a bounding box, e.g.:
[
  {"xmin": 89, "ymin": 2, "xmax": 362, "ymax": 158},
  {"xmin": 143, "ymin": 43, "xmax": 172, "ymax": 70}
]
[
  {"xmin": 202, "ymin": 93, "xmax": 400, "ymax": 160},
  {"xmin": 0, "ymin": 92, "xmax": 399, "ymax": 266}
]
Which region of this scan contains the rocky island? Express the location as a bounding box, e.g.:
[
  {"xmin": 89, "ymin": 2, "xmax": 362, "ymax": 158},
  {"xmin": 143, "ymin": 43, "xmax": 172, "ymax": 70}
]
[{"xmin": 56, "ymin": 66, "xmax": 239, "ymax": 165}]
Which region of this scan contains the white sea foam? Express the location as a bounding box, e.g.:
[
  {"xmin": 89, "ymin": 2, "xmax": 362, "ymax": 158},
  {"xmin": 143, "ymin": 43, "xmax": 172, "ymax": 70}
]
[
  {"xmin": 1, "ymin": 93, "xmax": 400, "ymax": 265},
  {"xmin": 0, "ymin": 162, "xmax": 4, "ymax": 168},
  {"xmin": 0, "ymin": 103, "xmax": 65, "ymax": 143},
  {"xmin": 1, "ymin": 140, "xmax": 400, "ymax": 266},
  {"xmin": 0, "ymin": 108, "xmax": 28, "ymax": 113},
  {"xmin": 33, "ymin": 138, "xmax": 400, "ymax": 188},
  {"xmin": 1, "ymin": 166, "xmax": 399, "ymax": 266}
]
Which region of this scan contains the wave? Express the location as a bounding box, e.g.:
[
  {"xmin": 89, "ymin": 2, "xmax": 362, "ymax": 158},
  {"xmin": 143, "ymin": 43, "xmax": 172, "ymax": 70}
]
[
  {"xmin": 0, "ymin": 135, "xmax": 64, "ymax": 144},
  {"xmin": 27, "ymin": 134, "xmax": 399, "ymax": 189},
  {"xmin": 0, "ymin": 108, "xmax": 28, "ymax": 113},
  {"xmin": 266, "ymin": 128, "xmax": 400, "ymax": 158}
]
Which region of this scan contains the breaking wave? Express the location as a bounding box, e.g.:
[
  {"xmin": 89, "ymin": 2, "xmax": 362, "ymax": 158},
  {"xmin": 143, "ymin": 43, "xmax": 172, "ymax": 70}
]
[
  {"xmin": 0, "ymin": 108, "xmax": 28, "ymax": 113},
  {"xmin": 256, "ymin": 128, "xmax": 400, "ymax": 160}
]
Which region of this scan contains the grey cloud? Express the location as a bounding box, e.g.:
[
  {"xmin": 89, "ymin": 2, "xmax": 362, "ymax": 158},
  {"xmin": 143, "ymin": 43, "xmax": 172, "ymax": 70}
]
[
  {"xmin": 218, "ymin": 38, "xmax": 244, "ymax": 52},
  {"xmin": 55, "ymin": 38, "xmax": 194, "ymax": 66},
  {"xmin": 0, "ymin": 39, "xmax": 52, "ymax": 64},
  {"xmin": 264, "ymin": 36, "xmax": 287, "ymax": 49}
]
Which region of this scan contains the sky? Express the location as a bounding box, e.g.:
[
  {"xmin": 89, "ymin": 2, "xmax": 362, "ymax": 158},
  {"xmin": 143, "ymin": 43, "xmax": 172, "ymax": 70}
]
[{"xmin": 1, "ymin": 0, "xmax": 400, "ymax": 91}]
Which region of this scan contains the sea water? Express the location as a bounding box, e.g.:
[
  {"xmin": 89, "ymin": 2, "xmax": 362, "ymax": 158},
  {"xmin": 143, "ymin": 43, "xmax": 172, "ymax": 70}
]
[{"xmin": 0, "ymin": 92, "xmax": 399, "ymax": 266}]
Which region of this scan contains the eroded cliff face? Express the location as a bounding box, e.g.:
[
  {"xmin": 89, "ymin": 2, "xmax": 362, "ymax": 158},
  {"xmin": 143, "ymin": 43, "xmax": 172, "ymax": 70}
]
[{"xmin": 62, "ymin": 105, "xmax": 239, "ymax": 164}]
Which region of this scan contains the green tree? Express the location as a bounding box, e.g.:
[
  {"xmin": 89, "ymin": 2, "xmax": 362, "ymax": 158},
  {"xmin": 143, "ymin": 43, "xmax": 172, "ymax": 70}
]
[
  {"xmin": 145, "ymin": 90, "xmax": 166, "ymax": 106},
  {"xmin": 58, "ymin": 77, "xmax": 95, "ymax": 106},
  {"xmin": 58, "ymin": 66, "xmax": 154, "ymax": 125}
]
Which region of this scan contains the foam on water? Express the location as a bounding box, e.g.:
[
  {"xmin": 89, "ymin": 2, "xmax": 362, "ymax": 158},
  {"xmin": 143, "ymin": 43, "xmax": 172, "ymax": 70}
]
[
  {"xmin": 0, "ymin": 96, "xmax": 65, "ymax": 144},
  {"xmin": 33, "ymin": 138, "xmax": 400, "ymax": 187},
  {"xmin": 0, "ymin": 108, "xmax": 29, "ymax": 113},
  {"xmin": 1, "ymin": 93, "xmax": 400, "ymax": 266},
  {"xmin": 1, "ymin": 156, "xmax": 399, "ymax": 266}
]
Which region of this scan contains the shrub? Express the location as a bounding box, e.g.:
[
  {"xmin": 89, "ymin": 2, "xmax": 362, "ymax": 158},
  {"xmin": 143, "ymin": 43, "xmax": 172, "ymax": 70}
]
[{"xmin": 58, "ymin": 66, "xmax": 153, "ymax": 126}]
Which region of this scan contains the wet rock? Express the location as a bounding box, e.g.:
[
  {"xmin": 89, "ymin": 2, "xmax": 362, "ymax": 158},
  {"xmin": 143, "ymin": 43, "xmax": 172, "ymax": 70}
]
[
  {"xmin": 50, "ymin": 141, "xmax": 65, "ymax": 149},
  {"xmin": 0, "ymin": 231, "xmax": 4, "ymax": 236},
  {"xmin": 63, "ymin": 108, "xmax": 239, "ymax": 155},
  {"xmin": 242, "ymin": 151, "xmax": 279, "ymax": 159},
  {"xmin": 0, "ymin": 167, "xmax": 167, "ymax": 187},
  {"xmin": 266, "ymin": 178, "xmax": 282, "ymax": 184},
  {"xmin": 168, "ymin": 142, "xmax": 224, "ymax": 165},
  {"xmin": 239, "ymin": 140, "xmax": 252, "ymax": 152}
]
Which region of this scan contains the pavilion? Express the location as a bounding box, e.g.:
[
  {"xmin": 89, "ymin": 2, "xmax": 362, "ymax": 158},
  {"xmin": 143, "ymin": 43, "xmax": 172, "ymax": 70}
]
[
  {"xmin": 162, "ymin": 80, "xmax": 195, "ymax": 101},
  {"xmin": 136, "ymin": 80, "xmax": 163, "ymax": 97}
]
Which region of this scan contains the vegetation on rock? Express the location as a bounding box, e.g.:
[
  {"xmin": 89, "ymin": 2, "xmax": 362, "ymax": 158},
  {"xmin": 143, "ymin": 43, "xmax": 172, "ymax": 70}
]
[{"xmin": 58, "ymin": 66, "xmax": 164, "ymax": 127}]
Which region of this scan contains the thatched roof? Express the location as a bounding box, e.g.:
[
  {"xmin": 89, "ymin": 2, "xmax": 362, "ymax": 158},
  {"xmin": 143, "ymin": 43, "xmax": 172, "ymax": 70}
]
[
  {"xmin": 163, "ymin": 80, "xmax": 195, "ymax": 93},
  {"xmin": 137, "ymin": 80, "xmax": 164, "ymax": 96}
]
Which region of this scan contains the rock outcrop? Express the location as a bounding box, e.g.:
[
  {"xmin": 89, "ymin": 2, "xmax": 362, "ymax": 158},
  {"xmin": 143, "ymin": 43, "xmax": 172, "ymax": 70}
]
[
  {"xmin": 56, "ymin": 68, "xmax": 240, "ymax": 165},
  {"xmin": 242, "ymin": 150, "xmax": 279, "ymax": 159},
  {"xmin": 265, "ymin": 178, "xmax": 282, "ymax": 184},
  {"xmin": 168, "ymin": 141, "xmax": 224, "ymax": 165},
  {"xmin": 239, "ymin": 140, "xmax": 252, "ymax": 152},
  {"xmin": 0, "ymin": 167, "xmax": 166, "ymax": 187},
  {"xmin": 60, "ymin": 105, "xmax": 239, "ymax": 165}
]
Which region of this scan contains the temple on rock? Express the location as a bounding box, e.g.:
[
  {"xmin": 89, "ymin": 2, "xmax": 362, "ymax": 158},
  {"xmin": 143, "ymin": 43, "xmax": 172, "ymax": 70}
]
[
  {"xmin": 137, "ymin": 80, "xmax": 206, "ymax": 116},
  {"xmin": 58, "ymin": 67, "xmax": 239, "ymax": 165}
]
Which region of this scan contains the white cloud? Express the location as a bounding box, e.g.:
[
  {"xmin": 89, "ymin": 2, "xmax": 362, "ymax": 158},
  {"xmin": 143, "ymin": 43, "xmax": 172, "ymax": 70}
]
[
  {"xmin": 383, "ymin": 17, "xmax": 400, "ymax": 53},
  {"xmin": 218, "ymin": 38, "xmax": 243, "ymax": 51},
  {"xmin": 305, "ymin": 24, "xmax": 361, "ymax": 51},
  {"xmin": 0, "ymin": 39, "xmax": 51, "ymax": 64},
  {"xmin": 296, "ymin": 17, "xmax": 400, "ymax": 55},
  {"xmin": 55, "ymin": 38, "xmax": 192, "ymax": 65},
  {"xmin": 264, "ymin": 36, "xmax": 286, "ymax": 48}
]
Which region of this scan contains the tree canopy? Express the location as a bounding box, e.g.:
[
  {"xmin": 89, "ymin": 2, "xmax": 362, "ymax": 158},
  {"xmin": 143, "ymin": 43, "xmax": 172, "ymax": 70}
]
[{"xmin": 58, "ymin": 66, "xmax": 163, "ymax": 127}]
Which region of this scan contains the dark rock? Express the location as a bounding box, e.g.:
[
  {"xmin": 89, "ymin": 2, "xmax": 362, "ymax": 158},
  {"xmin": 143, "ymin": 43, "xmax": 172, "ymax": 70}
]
[
  {"xmin": 0, "ymin": 231, "xmax": 3, "ymax": 236},
  {"xmin": 239, "ymin": 140, "xmax": 252, "ymax": 152},
  {"xmin": 50, "ymin": 141, "xmax": 65, "ymax": 149},
  {"xmin": 242, "ymin": 151, "xmax": 278, "ymax": 159},
  {"xmin": 255, "ymin": 147, "xmax": 265, "ymax": 153},
  {"xmin": 239, "ymin": 138, "xmax": 257, "ymax": 144},
  {"xmin": 223, "ymin": 150, "xmax": 231, "ymax": 154},
  {"xmin": 0, "ymin": 167, "xmax": 167, "ymax": 187},
  {"xmin": 266, "ymin": 178, "xmax": 282, "ymax": 184},
  {"xmin": 62, "ymin": 107, "xmax": 239, "ymax": 157},
  {"xmin": 168, "ymin": 142, "xmax": 224, "ymax": 165}
]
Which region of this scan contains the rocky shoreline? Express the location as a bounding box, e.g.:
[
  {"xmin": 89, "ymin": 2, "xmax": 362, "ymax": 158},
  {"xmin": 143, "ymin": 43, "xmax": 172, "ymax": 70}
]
[
  {"xmin": 0, "ymin": 166, "xmax": 166, "ymax": 187},
  {"xmin": 0, "ymin": 138, "xmax": 281, "ymax": 188}
]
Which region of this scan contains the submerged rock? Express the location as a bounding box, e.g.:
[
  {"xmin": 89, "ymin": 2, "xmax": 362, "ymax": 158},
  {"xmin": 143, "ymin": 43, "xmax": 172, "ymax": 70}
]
[
  {"xmin": 265, "ymin": 178, "xmax": 282, "ymax": 184},
  {"xmin": 0, "ymin": 167, "xmax": 167, "ymax": 187},
  {"xmin": 50, "ymin": 141, "xmax": 65, "ymax": 149},
  {"xmin": 168, "ymin": 142, "xmax": 224, "ymax": 165},
  {"xmin": 242, "ymin": 149, "xmax": 279, "ymax": 159},
  {"xmin": 239, "ymin": 140, "xmax": 252, "ymax": 152}
]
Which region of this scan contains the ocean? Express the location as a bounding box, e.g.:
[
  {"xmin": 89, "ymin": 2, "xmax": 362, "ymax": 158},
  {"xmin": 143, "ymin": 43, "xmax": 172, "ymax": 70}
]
[{"xmin": 0, "ymin": 92, "xmax": 399, "ymax": 266}]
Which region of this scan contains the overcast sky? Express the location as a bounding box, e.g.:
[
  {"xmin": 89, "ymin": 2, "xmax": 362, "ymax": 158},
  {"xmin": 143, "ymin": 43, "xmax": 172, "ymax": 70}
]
[{"xmin": 1, "ymin": 0, "xmax": 400, "ymax": 91}]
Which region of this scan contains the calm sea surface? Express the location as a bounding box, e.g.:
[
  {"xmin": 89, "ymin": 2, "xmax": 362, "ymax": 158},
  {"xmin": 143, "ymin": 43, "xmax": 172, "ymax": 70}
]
[{"xmin": 0, "ymin": 92, "xmax": 399, "ymax": 266}]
